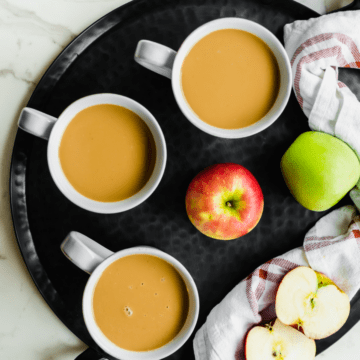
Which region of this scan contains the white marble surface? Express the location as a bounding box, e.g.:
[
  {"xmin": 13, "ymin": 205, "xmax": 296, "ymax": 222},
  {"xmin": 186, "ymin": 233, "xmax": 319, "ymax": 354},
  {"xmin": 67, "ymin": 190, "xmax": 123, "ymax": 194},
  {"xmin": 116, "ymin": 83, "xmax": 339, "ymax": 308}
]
[{"xmin": 0, "ymin": 0, "xmax": 358, "ymax": 359}]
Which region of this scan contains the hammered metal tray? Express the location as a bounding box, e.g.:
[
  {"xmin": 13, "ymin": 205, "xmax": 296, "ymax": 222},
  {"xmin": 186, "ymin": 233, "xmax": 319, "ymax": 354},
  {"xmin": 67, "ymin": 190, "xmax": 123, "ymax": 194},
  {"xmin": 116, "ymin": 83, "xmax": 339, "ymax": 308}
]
[{"xmin": 10, "ymin": 0, "xmax": 360, "ymax": 359}]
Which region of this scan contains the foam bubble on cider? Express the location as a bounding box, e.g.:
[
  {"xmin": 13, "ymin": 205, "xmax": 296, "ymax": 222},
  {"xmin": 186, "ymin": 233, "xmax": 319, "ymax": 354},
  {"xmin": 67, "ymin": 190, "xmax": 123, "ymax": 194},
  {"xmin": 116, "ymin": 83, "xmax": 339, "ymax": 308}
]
[{"xmin": 124, "ymin": 306, "xmax": 133, "ymax": 316}]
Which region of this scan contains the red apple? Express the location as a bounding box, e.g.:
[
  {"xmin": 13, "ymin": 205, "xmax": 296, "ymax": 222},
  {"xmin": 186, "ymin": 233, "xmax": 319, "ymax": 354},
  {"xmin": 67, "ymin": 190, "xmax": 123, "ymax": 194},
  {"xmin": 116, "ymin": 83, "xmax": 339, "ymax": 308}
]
[{"xmin": 185, "ymin": 163, "xmax": 264, "ymax": 240}]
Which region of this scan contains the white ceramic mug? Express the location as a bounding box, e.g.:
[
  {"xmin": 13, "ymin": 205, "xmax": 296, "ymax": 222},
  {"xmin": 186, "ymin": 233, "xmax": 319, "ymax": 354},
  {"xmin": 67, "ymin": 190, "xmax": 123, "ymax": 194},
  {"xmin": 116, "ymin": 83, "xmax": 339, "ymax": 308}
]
[
  {"xmin": 134, "ymin": 18, "xmax": 292, "ymax": 139},
  {"xmin": 61, "ymin": 231, "xmax": 199, "ymax": 360},
  {"xmin": 18, "ymin": 94, "xmax": 167, "ymax": 214}
]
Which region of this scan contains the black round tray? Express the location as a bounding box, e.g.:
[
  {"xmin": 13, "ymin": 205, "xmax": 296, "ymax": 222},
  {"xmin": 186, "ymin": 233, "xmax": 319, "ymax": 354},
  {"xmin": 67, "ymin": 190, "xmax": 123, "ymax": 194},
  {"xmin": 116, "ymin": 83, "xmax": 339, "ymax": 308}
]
[{"xmin": 10, "ymin": 0, "xmax": 360, "ymax": 359}]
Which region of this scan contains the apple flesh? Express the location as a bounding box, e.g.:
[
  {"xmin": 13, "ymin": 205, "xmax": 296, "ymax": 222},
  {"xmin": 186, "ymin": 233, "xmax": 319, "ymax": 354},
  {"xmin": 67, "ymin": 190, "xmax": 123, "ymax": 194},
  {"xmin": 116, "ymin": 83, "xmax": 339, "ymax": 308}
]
[
  {"xmin": 185, "ymin": 163, "xmax": 263, "ymax": 240},
  {"xmin": 281, "ymin": 131, "xmax": 360, "ymax": 211},
  {"xmin": 275, "ymin": 266, "xmax": 350, "ymax": 339},
  {"xmin": 245, "ymin": 318, "xmax": 316, "ymax": 360}
]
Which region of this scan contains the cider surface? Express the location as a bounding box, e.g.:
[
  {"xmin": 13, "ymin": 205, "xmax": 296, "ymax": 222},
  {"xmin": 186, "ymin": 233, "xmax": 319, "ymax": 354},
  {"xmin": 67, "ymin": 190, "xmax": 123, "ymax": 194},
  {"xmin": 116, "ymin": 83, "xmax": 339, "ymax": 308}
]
[
  {"xmin": 181, "ymin": 29, "xmax": 280, "ymax": 129},
  {"xmin": 92, "ymin": 254, "xmax": 189, "ymax": 351},
  {"xmin": 59, "ymin": 104, "xmax": 156, "ymax": 202}
]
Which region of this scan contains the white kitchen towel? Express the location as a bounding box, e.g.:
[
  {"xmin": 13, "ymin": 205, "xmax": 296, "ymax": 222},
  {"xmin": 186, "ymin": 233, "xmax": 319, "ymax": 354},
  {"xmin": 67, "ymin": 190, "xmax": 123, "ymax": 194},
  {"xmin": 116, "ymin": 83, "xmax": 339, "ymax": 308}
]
[
  {"xmin": 193, "ymin": 10, "xmax": 360, "ymax": 360},
  {"xmin": 284, "ymin": 10, "xmax": 360, "ymax": 159},
  {"xmin": 283, "ymin": 10, "xmax": 360, "ymax": 203},
  {"xmin": 193, "ymin": 205, "xmax": 360, "ymax": 360}
]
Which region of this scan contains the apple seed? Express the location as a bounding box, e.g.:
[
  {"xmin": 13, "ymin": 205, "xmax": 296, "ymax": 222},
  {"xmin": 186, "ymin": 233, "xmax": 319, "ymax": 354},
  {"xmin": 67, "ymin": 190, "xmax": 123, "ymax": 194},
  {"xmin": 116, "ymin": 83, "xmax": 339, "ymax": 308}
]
[{"xmin": 310, "ymin": 297, "xmax": 316, "ymax": 309}]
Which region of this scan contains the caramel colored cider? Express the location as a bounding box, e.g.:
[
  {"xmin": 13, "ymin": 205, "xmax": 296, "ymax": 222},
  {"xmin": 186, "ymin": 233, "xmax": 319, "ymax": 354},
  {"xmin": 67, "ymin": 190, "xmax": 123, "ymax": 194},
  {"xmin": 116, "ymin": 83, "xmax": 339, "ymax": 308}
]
[
  {"xmin": 92, "ymin": 254, "xmax": 189, "ymax": 351},
  {"xmin": 181, "ymin": 29, "xmax": 280, "ymax": 129},
  {"xmin": 59, "ymin": 104, "xmax": 156, "ymax": 202}
]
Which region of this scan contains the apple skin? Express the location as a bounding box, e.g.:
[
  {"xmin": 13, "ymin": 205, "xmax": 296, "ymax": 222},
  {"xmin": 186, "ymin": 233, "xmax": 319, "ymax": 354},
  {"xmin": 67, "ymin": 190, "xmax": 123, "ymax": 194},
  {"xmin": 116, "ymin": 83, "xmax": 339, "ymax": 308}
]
[
  {"xmin": 281, "ymin": 131, "xmax": 360, "ymax": 211},
  {"xmin": 185, "ymin": 163, "xmax": 264, "ymax": 240}
]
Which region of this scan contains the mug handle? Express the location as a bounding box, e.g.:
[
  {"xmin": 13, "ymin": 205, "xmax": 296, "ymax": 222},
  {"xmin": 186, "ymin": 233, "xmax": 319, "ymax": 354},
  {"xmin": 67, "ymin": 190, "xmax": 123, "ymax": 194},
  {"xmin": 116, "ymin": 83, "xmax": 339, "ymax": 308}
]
[
  {"xmin": 18, "ymin": 107, "xmax": 58, "ymax": 140},
  {"xmin": 134, "ymin": 40, "xmax": 177, "ymax": 79},
  {"xmin": 61, "ymin": 231, "xmax": 114, "ymax": 274}
]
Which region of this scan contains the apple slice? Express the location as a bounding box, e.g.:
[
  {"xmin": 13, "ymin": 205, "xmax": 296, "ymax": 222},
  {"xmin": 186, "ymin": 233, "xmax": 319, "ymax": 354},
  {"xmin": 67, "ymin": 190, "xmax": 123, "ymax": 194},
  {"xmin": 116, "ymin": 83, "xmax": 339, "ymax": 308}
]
[
  {"xmin": 245, "ymin": 318, "xmax": 316, "ymax": 360},
  {"xmin": 275, "ymin": 266, "xmax": 350, "ymax": 339}
]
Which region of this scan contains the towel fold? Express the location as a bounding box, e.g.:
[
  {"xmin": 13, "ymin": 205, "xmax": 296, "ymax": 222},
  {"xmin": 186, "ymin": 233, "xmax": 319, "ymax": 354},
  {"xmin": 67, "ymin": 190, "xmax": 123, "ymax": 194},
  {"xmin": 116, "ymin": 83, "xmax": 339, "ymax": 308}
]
[
  {"xmin": 193, "ymin": 11, "xmax": 360, "ymax": 359},
  {"xmin": 284, "ymin": 10, "xmax": 360, "ymax": 162},
  {"xmin": 284, "ymin": 10, "xmax": 360, "ymax": 202},
  {"xmin": 193, "ymin": 205, "xmax": 360, "ymax": 360}
]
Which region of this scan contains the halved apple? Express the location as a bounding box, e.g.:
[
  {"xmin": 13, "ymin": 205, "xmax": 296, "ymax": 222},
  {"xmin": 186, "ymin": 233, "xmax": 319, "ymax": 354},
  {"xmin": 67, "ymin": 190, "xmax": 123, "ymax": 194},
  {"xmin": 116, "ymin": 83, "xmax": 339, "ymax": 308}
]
[
  {"xmin": 275, "ymin": 266, "xmax": 350, "ymax": 339},
  {"xmin": 245, "ymin": 318, "xmax": 316, "ymax": 360}
]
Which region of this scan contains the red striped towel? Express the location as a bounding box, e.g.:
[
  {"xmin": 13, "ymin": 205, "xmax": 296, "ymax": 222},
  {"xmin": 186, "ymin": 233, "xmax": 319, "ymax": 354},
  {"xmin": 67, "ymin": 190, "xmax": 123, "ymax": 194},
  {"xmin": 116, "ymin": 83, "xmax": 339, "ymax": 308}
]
[
  {"xmin": 284, "ymin": 11, "xmax": 360, "ymax": 167},
  {"xmin": 193, "ymin": 206, "xmax": 360, "ymax": 360},
  {"xmin": 284, "ymin": 10, "xmax": 360, "ymax": 215},
  {"xmin": 193, "ymin": 12, "xmax": 360, "ymax": 360}
]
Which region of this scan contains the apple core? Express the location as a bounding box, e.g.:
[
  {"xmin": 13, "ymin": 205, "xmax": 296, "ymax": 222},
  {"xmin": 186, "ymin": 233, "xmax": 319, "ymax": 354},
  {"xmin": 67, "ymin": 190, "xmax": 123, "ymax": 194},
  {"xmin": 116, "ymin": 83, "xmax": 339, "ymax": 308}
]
[{"xmin": 275, "ymin": 266, "xmax": 350, "ymax": 340}]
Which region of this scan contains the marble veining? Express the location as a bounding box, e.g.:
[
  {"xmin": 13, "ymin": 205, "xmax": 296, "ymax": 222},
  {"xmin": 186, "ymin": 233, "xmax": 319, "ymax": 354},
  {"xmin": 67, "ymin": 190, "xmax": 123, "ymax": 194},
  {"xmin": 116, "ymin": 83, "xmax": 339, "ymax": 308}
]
[
  {"xmin": 0, "ymin": 0, "xmax": 75, "ymax": 45},
  {"xmin": 0, "ymin": 69, "xmax": 36, "ymax": 85},
  {"xmin": 0, "ymin": 0, "xmax": 76, "ymax": 87}
]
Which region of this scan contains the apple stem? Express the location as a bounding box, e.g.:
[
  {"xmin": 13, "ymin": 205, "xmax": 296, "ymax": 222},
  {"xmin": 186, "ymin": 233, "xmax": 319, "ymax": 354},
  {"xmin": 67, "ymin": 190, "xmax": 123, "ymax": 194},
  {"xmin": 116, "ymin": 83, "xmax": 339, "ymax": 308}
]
[{"xmin": 226, "ymin": 201, "xmax": 233, "ymax": 207}]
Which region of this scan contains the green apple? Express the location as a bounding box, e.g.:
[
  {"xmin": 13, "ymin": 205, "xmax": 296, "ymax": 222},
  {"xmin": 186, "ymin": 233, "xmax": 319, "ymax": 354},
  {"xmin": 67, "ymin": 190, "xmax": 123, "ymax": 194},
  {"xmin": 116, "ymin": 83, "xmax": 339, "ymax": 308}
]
[{"xmin": 281, "ymin": 131, "xmax": 360, "ymax": 211}]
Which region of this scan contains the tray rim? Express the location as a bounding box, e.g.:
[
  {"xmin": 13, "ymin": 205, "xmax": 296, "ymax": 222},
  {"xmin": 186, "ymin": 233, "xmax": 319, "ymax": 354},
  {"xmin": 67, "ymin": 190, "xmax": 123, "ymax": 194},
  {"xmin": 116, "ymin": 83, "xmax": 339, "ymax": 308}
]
[
  {"xmin": 10, "ymin": 0, "xmax": 358, "ymax": 358},
  {"xmin": 9, "ymin": 0, "xmax": 160, "ymax": 352}
]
